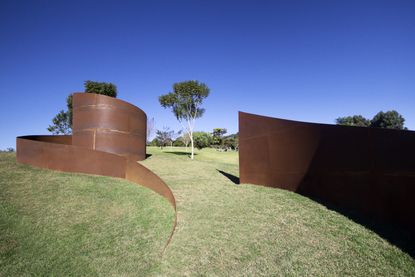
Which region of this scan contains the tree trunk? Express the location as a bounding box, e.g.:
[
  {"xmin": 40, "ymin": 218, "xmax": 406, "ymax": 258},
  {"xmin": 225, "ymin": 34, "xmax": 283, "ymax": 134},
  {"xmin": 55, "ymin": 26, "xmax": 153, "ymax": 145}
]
[{"xmin": 190, "ymin": 136, "xmax": 194, "ymax": 160}]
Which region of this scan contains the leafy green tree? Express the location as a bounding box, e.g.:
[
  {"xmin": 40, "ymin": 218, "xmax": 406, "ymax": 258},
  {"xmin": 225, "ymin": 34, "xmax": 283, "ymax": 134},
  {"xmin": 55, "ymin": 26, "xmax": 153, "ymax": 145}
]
[
  {"xmin": 84, "ymin": 80, "xmax": 117, "ymax": 97},
  {"xmin": 47, "ymin": 94, "xmax": 73, "ymax": 135},
  {"xmin": 67, "ymin": 94, "xmax": 73, "ymax": 127},
  {"xmin": 193, "ymin": 131, "xmax": 213, "ymax": 150},
  {"xmin": 159, "ymin": 80, "xmax": 210, "ymax": 159},
  {"xmin": 48, "ymin": 81, "xmax": 117, "ymax": 134},
  {"xmin": 47, "ymin": 110, "xmax": 71, "ymax": 135},
  {"xmin": 212, "ymin": 128, "xmax": 227, "ymax": 146},
  {"xmin": 336, "ymin": 110, "xmax": 407, "ymax": 130},
  {"xmin": 370, "ymin": 110, "xmax": 405, "ymax": 130},
  {"xmin": 335, "ymin": 115, "xmax": 370, "ymax": 127}
]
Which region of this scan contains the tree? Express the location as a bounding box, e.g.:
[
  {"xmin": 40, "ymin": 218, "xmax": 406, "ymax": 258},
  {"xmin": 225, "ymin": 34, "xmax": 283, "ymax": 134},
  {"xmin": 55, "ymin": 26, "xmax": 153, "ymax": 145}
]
[
  {"xmin": 47, "ymin": 94, "xmax": 73, "ymax": 135},
  {"xmin": 159, "ymin": 80, "xmax": 210, "ymax": 159},
  {"xmin": 155, "ymin": 127, "xmax": 175, "ymax": 149},
  {"xmin": 336, "ymin": 110, "xmax": 407, "ymax": 130},
  {"xmin": 193, "ymin": 131, "xmax": 213, "ymax": 150},
  {"xmin": 47, "ymin": 110, "xmax": 71, "ymax": 135},
  {"xmin": 370, "ymin": 110, "xmax": 405, "ymax": 130},
  {"xmin": 48, "ymin": 81, "xmax": 117, "ymax": 134},
  {"xmin": 212, "ymin": 128, "xmax": 227, "ymax": 146},
  {"xmin": 179, "ymin": 132, "xmax": 190, "ymax": 148},
  {"xmin": 84, "ymin": 80, "xmax": 117, "ymax": 97},
  {"xmin": 178, "ymin": 131, "xmax": 191, "ymax": 149},
  {"xmin": 66, "ymin": 93, "xmax": 73, "ymax": 127},
  {"xmin": 335, "ymin": 115, "xmax": 370, "ymax": 127},
  {"xmin": 147, "ymin": 117, "xmax": 155, "ymax": 144}
]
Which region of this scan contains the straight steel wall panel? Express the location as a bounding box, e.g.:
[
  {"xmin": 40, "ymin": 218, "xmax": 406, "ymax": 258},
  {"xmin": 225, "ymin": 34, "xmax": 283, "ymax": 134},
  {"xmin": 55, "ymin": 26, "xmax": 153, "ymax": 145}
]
[{"xmin": 239, "ymin": 111, "xmax": 415, "ymax": 234}]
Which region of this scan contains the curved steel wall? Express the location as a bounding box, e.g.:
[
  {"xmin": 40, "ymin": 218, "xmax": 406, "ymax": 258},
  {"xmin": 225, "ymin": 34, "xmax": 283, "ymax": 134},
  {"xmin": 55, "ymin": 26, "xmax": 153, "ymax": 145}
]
[
  {"xmin": 16, "ymin": 93, "xmax": 176, "ymax": 252},
  {"xmin": 239, "ymin": 111, "xmax": 415, "ymax": 233},
  {"xmin": 72, "ymin": 93, "xmax": 147, "ymax": 161}
]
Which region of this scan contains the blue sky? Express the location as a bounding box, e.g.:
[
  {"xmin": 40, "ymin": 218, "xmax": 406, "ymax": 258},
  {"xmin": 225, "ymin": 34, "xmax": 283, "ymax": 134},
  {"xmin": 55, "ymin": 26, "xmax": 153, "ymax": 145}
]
[{"xmin": 1, "ymin": 0, "xmax": 414, "ymax": 149}]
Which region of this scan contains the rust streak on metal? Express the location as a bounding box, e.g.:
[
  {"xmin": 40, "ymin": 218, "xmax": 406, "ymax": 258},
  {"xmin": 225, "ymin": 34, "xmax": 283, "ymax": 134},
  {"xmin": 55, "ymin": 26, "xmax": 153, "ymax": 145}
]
[
  {"xmin": 74, "ymin": 128, "xmax": 144, "ymax": 136},
  {"xmin": 92, "ymin": 129, "xmax": 96, "ymax": 150}
]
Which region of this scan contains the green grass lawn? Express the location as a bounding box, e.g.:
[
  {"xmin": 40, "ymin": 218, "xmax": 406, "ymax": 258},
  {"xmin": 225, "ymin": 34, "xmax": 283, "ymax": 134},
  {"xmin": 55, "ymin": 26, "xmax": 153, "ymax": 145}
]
[
  {"xmin": 1, "ymin": 148, "xmax": 415, "ymax": 276},
  {"xmin": 0, "ymin": 152, "xmax": 174, "ymax": 276},
  {"xmin": 143, "ymin": 147, "xmax": 415, "ymax": 276}
]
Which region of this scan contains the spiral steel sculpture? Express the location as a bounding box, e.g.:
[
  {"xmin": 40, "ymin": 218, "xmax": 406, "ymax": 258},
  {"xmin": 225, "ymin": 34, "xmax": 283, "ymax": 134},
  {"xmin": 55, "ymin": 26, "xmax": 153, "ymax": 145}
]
[
  {"xmin": 16, "ymin": 93, "xmax": 176, "ymax": 252},
  {"xmin": 239, "ymin": 111, "xmax": 415, "ymax": 234}
]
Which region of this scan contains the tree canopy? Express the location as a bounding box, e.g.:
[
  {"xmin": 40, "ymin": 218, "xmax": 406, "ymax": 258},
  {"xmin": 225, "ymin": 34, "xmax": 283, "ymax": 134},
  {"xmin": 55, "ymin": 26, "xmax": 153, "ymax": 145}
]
[
  {"xmin": 159, "ymin": 80, "xmax": 209, "ymax": 121},
  {"xmin": 159, "ymin": 80, "xmax": 210, "ymax": 159},
  {"xmin": 47, "ymin": 110, "xmax": 71, "ymax": 135},
  {"xmin": 212, "ymin": 128, "xmax": 227, "ymax": 146},
  {"xmin": 336, "ymin": 110, "xmax": 407, "ymax": 130},
  {"xmin": 335, "ymin": 115, "xmax": 370, "ymax": 127},
  {"xmin": 193, "ymin": 132, "xmax": 213, "ymax": 150},
  {"xmin": 370, "ymin": 110, "xmax": 405, "ymax": 130},
  {"xmin": 84, "ymin": 80, "xmax": 117, "ymax": 98},
  {"xmin": 155, "ymin": 127, "xmax": 175, "ymax": 149}
]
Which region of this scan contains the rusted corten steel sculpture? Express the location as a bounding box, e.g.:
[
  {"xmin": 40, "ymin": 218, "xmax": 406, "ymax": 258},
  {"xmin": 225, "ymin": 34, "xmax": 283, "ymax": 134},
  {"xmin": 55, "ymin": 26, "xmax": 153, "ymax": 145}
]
[
  {"xmin": 72, "ymin": 93, "xmax": 147, "ymax": 161},
  {"xmin": 16, "ymin": 93, "xmax": 176, "ymax": 252},
  {"xmin": 239, "ymin": 111, "xmax": 415, "ymax": 234}
]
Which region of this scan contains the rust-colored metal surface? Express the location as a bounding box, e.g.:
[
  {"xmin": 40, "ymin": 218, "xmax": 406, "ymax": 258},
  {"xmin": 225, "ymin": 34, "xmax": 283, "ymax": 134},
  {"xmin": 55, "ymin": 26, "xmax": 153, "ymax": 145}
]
[
  {"xmin": 72, "ymin": 93, "xmax": 147, "ymax": 161},
  {"xmin": 16, "ymin": 93, "xmax": 176, "ymax": 252},
  {"xmin": 239, "ymin": 111, "xmax": 415, "ymax": 234}
]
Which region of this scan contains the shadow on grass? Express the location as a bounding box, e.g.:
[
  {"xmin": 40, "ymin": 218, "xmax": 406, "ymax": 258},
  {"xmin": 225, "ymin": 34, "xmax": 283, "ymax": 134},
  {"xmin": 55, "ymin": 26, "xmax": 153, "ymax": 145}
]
[
  {"xmin": 145, "ymin": 154, "xmax": 152, "ymax": 159},
  {"xmin": 305, "ymin": 194, "xmax": 415, "ymax": 259},
  {"xmin": 164, "ymin": 151, "xmax": 197, "ymax": 157},
  {"xmin": 217, "ymin": 170, "xmax": 239, "ymax": 185}
]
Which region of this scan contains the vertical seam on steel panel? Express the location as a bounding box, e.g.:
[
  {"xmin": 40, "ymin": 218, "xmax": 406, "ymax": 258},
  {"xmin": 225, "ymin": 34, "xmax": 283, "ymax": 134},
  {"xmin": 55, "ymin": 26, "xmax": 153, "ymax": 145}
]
[{"xmin": 93, "ymin": 129, "xmax": 96, "ymax": 150}]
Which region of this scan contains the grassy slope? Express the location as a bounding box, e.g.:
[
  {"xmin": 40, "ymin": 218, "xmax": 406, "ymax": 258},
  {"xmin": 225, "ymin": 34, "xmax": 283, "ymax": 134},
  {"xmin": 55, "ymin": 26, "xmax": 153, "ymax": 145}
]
[
  {"xmin": 142, "ymin": 147, "xmax": 415, "ymax": 276},
  {"xmin": 0, "ymin": 153, "xmax": 174, "ymax": 276},
  {"xmin": 1, "ymin": 149, "xmax": 414, "ymax": 276}
]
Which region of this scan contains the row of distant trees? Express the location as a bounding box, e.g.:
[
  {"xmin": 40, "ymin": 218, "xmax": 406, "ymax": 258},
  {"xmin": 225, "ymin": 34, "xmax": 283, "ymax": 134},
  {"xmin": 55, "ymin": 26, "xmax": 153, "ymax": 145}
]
[{"xmin": 149, "ymin": 127, "xmax": 238, "ymax": 151}]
